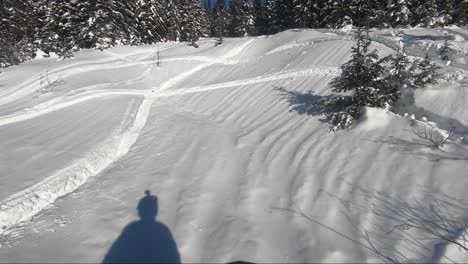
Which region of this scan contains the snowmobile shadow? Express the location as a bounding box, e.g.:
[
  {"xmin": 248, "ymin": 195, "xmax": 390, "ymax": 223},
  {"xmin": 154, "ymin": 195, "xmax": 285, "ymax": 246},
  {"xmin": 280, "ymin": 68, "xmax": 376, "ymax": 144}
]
[
  {"xmin": 325, "ymin": 180, "xmax": 468, "ymax": 263},
  {"xmin": 102, "ymin": 190, "xmax": 180, "ymax": 264}
]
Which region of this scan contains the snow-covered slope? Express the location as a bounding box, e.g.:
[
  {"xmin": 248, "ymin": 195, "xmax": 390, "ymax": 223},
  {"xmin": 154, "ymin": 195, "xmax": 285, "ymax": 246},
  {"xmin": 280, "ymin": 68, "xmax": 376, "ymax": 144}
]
[{"xmin": 0, "ymin": 28, "xmax": 467, "ymax": 263}]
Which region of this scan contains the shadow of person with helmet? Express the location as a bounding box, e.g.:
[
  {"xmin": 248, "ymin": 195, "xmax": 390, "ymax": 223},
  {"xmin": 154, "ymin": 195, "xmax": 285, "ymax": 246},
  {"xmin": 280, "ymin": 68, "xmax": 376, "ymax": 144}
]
[{"xmin": 103, "ymin": 190, "xmax": 180, "ymax": 263}]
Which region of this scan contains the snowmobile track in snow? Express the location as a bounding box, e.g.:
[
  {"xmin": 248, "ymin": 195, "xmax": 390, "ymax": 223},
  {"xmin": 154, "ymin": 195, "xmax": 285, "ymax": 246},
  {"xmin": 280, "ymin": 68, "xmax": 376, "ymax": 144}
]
[{"xmin": 0, "ymin": 39, "xmax": 256, "ymax": 235}]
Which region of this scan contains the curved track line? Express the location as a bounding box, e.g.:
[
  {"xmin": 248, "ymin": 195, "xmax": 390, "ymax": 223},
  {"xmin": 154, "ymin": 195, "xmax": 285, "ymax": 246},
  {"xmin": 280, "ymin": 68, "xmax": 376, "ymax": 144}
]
[
  {"xmin": 0, "ymin": 37, "xmax": 256, "ymax": 235},
  {"xmin": 0, "ymin": 90, "xmax": 147, "ymax": 127},
  {"xmin": 265, "ymin": 37, "xmax": 354, "ymax": 55},
  {"xmin": 153, "ymin": 66, "xmax": 340, "ymax": 98},
  {"xmin": 0, "ymin": 50, "xmax": 252, "ymax": 109},
  {"xmin": 0, "ymin": 50, "xmax": 155, "ymax": 106},
  {"xmin": 0, "ymin": 98, "xmax": 152, "ymax": 234},
  {"xmin": 0, "ymin": 64, "xmax": 337, "ymax": 127}
]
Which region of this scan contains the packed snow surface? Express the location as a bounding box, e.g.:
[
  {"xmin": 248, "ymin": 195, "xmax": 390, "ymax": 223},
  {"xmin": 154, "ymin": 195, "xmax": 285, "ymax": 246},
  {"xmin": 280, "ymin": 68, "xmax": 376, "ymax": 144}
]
[{"xmin": 0, "ymin": 28, "xmax": 468, "ymax": 263}]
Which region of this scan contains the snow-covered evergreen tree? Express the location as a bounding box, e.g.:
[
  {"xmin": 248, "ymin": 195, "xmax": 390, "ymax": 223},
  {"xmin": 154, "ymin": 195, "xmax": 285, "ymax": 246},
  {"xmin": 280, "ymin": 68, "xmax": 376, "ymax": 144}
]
[
  {"xmin": 453, "ymin": 0, "xmax": 468, "ymax": 26},
  {"xmin": 0, "ymin": 1, "xmax": 19, "ymax": 66},
  {"xmin": 114, "ymin": 0, "xmax": 140, "ymax": 44},
  {"xmin": 385, "ymin": 0, "xmax": 410, "ymax": 28},
  {"xmin": 80, "ymin": 0, "xmax": 124, "ymax": 50},
  {"xmin": 206, "ymin": 0, "xmax": 216, "ymax": 37},
  {"xmin": 435, "ymin": 0, "xmax": 453, "ymax": 26},
  {"xmin": 178, "ymin": 0, "xmax": 208, "ymax": 45},
  {"xmin": 323, "ymin": 28, "xmax": 397, "ymax": 130},
  {"xmin": 410, "ymin": 0, "xmax": 438, "ymax": 27},
  {"xmin": 240, "ymin": 0, "xmax": 255, "ymax": 36},
  {"xmin": 227, "ymin": 0, "xmax": 254, "ymax": 37},
  {"xmin": 388, "ymin": 45, "xmax": 415, "ymax": 109},
  {"xmin": 213, "ymin": 0, "xmax": 227, "ymax": 44},
  {"xmin": 293, "ymin": 0, "xmax": 316, "ymax": 28},
  {"xmin": 0, "ymin": 0, "xmax": 40, "ymax": 66},
  {"xmin": 253, "ymin": 0, "xmax": 266, "ymax": 35},
  {"xmin": 165, "ymin": 0, "xmax": 181, "ymax": 41},
  {"xmin": 261, "ymin": 0, "xmax": 276, "ymax": 34},
  {"xmin": 134, "ymin": 0, "xmax": 167, "ymax": 44},
  {"xmin": 227, "ymin": 0, "xmax": 242, "ymax": 36},
  {"xmin": 274, "ymin": 0, "xmax": 296, "ymax": 32},
  {"xmin": 389, "ymin": 46, "xmax": 413, "ymax": 87},
  {"xmin": 414, "ymin": 53, "xmax": 440, "ymax": 88},
  {"xmin": 367, "ymin": 1, "xmax": 388, "ymax": 28},
  {"xmin": 323, "ymin": 0, "xmax": 353, "ymax": 29},
  {"xmin": 41, "ymin": 0, "xmax": 85, "ymax": 57}
]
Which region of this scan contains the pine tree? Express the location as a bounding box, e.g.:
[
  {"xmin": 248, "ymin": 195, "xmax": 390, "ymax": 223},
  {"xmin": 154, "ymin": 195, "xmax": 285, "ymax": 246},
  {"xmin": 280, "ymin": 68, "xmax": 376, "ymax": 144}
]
[
  {"xmin": 389, "ymin": 46, "xmax": 413, "ymax": 87},
  {"xmin": 435, "ymin": 0, "xmax": 453, "ymax": 26},
  {"xmin": 261, "ymin": 0, "xmax": 276, "ymax": 34},
  {"xmin": 228, "ymin": 0, "xmax": 254, "ymax": 37},
  {"xmin": 367, "ymin": 0, "xmax": 388, "ymax": 28},
  {"xmin": 253, "ymin": 0, "xmax": 267, "ymax": 35},
  {"xmin": 178, "ymin": 0, "xmax": 208, "ymax": 45},
  {"xmin": 323, "ymin": 0, "xmax": 353, "ymax": 29},
  {"xmin": 315, "ymin": 0, "xmax": 329, "ymax": 28},
  {"xmin": 41, "ymin": 0, "xmax": 86, "ymax": 57},
  {"xmin": 293, "ymin": 0, "xmax": 315, "ymax": 28},
  {"xmin": 414, "ymin": 53, "xmax": 441, "ymax": 88},
  {"xmin": 75, "ymin": 0, "xmax": 98, "ymax": 49},
  {"xmin": 213, "ymin": 0, "xmax": 226, "ymax": 44},
  {"xmin": 206, "ymin": 0, "xmax": 216, "ymax": 37},
  {"xmin": 0, "ymin": 0, "xmax": 40, "ymax": 66},
  {"xmin": 388, "ymin": 45, "xmax": 415, "ymax": 109},
  {"xmin": 80, "ymin": 0, "xmax": 125, "ymax": 50},
  {"xmin": 165, "ymin": 0, "xmax": 180, "ymax": 41},
  {"xmin": 331, "ymin": 28, "xmax": 396, "ymax": 108},
  {"xmin": 0, "ymin": 0, "xmax": 18, "ymax": 66},
  {"xmin": 134, "ymin": 0, "xmax": 167, "ymax": 44},
  {"xmin": 323, "ymin": 27, "xmax": 397, "ymax": 130},
  {"xmin": 453, "ymin": 0, "xmax": 468, "ymax": 26},
  {"xmin": 410, "ymin": 0, "xmax": 438, "ymax": 27},
  {"xmin": 240, "ymin": 0, "xmax": 255, "ymax": 36},
  {"xmin": 385, "ymin": 0, "xmax": 410, "ymax": 28},
  {"xmin": 274, "ymin": 0, "xmax": 296, "ymax": 32},
  {"xmin": 227, "ymin": 0, "xmax": 242, "ymax": 36}
]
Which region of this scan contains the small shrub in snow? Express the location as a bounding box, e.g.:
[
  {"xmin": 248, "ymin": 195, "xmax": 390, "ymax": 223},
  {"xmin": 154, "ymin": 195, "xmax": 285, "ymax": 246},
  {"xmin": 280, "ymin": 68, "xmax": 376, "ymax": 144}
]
[{"xmin": 407, "ymin": 124, "xmax": 454, "ymax": 148}]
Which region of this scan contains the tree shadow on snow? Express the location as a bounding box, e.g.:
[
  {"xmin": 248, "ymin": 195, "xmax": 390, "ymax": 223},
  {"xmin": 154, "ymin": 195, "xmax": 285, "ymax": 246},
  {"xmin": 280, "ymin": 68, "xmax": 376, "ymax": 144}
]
[
  {"xmin": 368, "ymin": 136, "xmax": 468, "ymax": 162},
  {"xmin": 324, "ymin": 180, "xmax": 468, "ymax": 263},
  {"xmin": 276, "ymin": 87, "xmax": 325, "ymax": 116},
  {"xmin": 398, "ymin": 104, "xmax": 468, "ymax": 145},
  {"xmin": 102, "ymin": 190, "xmax": 180, "ymax": 264},
  {"xmin": 275, "ymin": 87, "xmax": 344, "ymax": 123}
]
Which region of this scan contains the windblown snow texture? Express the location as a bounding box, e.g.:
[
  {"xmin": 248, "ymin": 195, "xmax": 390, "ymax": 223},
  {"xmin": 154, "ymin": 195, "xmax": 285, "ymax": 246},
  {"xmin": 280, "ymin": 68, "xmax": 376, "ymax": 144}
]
[{"xmin": 0, "ymin": 29, "xmax": 467, "ymax": 263}]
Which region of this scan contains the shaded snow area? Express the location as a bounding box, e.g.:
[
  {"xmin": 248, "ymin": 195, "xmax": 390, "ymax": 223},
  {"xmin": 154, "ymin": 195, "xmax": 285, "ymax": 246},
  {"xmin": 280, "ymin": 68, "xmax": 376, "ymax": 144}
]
[{"xmin": 1, "ymin": 28, "xmax": 468, "ymax": 263}]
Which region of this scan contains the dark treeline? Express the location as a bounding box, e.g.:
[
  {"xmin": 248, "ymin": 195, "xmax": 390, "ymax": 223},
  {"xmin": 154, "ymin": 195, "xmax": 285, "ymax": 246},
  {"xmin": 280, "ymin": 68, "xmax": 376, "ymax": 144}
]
[{"xmin": 1, "ymin": 0, "xmax": 467, "ymax": 67}]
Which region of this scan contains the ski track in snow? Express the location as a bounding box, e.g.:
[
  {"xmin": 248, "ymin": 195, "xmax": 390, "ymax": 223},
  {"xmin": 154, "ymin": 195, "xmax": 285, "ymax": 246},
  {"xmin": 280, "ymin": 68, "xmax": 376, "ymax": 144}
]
[
  {"xmin": 0, "ymin": 39, "xmax": 255, "ymax": 235},
  {"xmin": 0, "ymin": 65, "xmax": 339, "ymax": 128},
  {"xmin": 265, "ymin": 37, "xmax": 355, "ymax": 55},
  {"xmin": 0, "ymin": 30, "xmax": 467, "ymax": 263}
]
